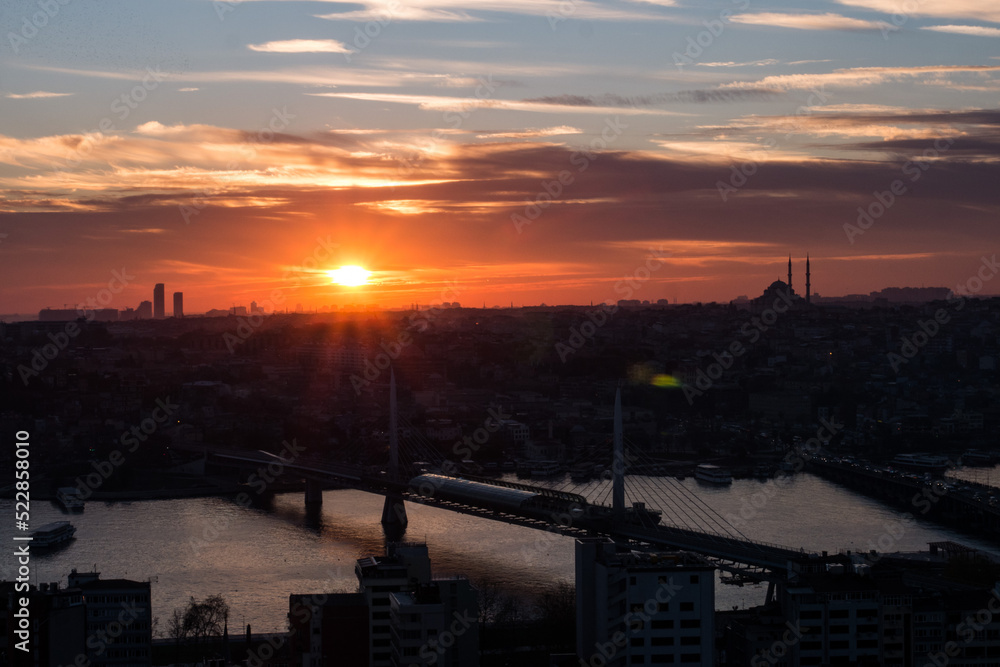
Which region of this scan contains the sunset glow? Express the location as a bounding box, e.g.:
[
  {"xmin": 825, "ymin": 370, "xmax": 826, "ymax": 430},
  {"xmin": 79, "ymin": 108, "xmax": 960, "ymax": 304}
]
[
  {"xmin": 1, "ymin": 0, "xmax": 998, "ymax": 317},
  {"xmin": 328, "ymin": 266, "xmax": 372, "ymax": 287}
]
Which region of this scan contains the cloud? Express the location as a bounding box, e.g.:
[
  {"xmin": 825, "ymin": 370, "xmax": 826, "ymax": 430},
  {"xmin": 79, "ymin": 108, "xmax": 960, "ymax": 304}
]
[
  {"xmin": 836, "ymin": 0, "xmax": 1000, "ymax": 24},
  {"xmin": 307, "ymin": 91, "xmax": 689, "ymax": 116},
  {"xmin": 720, "ymin": 65, "xmax": 1000, "ymax": 91},
  {"xmin": 475, "ymin": 126, "xmax": 583, "ymax": 138},
  {"xmin": 730, "ymin": 12, "xmax": 893, "ymax": 31},
  {"xmin": 698, "ymin": 59, "xmax": 780, "ymax": 68},
  {"xmin": 178, "ymin": 87, "xmax": 199, "ymax": 92},
  {"xmin": 523, "ymin": 88, "xmax": 782, "ymax": 107},
  {"xmin": 312, "ymin": 0, "xmax": 672, "ymax": 23},
  {"xmin": 921, "ymin": 24, "xmax": 1000, "ymax": 37},
  {"xmin": 5, "ymin": 91, "xmax": 74, "ymax": 99},
  {"xmin": 247, "ymin": 39, "xmax": 353, "ymax": 53}
]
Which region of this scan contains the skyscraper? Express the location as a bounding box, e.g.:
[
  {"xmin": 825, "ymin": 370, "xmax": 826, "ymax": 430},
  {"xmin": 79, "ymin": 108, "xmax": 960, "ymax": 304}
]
[
  {"xmin": 173, "ymin": 292, "xmax": 183, "ymax": 318},
  {"xmin": 153, "ymin": 283, "xmax": 165, "ymax": 319},
  {"xmin": 136, "ymin": 300, "xmax": 152, "ymax": 319}
]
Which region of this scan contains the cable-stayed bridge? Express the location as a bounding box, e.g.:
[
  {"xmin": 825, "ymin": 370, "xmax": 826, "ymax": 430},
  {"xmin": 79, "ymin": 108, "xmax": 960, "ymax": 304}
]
[{"xmin": 206, "ymin": 376, "xmax": 809, "ymax": 579}]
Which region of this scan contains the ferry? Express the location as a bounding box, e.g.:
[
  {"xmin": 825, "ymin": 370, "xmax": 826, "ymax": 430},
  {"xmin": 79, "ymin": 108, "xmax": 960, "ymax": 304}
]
[
  {"xmin": 961, "ymin": 450, "xmax": 995, "ymax": 467},
  {"xmin": 56, "ymin": 486, "xmax": 85, "ymax": 511},
  {"xmin": 31, "ymin": 521, "xmax": 76, "ymax": 548},
  {"xmin": 529, "ymin": 461, "xmax": 562, "ymax": 477},
  {"xmin": 891, "ymin": 453, "xmax": 951, "ymax": 473},
  {"xmin": 695, "ymin": 464, "xmax": 733, "ymax": 485}
]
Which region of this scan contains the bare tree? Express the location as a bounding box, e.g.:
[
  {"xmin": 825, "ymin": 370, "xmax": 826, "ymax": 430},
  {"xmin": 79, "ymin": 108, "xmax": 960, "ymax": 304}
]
[{"xmin": 168, "ymin": 595, "xmax": 230, "ymax": 643}]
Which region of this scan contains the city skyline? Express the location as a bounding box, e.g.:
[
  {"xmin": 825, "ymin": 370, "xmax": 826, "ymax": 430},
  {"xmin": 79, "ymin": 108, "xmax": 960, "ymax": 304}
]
[{"xmin": 2, "ymin": 1, "xmax": 1000, "ymax": 313}]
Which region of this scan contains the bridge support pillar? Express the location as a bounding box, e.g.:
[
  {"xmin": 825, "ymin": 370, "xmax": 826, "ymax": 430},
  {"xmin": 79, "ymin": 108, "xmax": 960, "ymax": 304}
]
[
  {"xmin": 381, "ymin": 493, "xmax": 408, "ymax": 529},
  {"xmin": 765, "ymin": 580, "xmax": 775, "ymax": 605},
  {"xmin": 305, "ymin": 479, "xmax": 324, "ymax": 509}
]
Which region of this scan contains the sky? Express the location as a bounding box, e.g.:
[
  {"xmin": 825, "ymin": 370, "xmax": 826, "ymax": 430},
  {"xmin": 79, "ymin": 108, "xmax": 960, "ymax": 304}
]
[{"xmin": 1, "ymin": 0, "xmax": 999, "ymax": 315}]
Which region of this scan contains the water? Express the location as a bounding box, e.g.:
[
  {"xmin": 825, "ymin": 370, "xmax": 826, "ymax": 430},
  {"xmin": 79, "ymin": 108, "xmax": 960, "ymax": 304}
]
[{"xmin": 2, "ymin": 471, "xmax": 997, "ymax": 634}]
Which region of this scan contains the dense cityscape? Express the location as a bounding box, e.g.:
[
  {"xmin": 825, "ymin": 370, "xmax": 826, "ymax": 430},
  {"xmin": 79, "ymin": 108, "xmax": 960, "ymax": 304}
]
[
  {"xmin": 3, "ymin": 270, "xmax": 1000, "ymax": 665},
  {"xmin": 5, "ymin": 0, "xmax": 1000, "ymax": 664}
]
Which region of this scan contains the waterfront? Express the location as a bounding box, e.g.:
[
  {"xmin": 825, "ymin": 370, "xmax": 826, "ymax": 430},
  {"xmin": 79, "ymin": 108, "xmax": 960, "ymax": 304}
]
[{"xmin": 3, "ymin": 469, "xmax": 999, "ymax": 634}]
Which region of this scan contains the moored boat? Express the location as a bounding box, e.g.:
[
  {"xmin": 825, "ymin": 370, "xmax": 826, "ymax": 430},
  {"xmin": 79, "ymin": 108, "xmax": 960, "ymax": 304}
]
[
  {"xmin": 31, "ymin": 521, "xmax": 76, "ymax": 548},
  {"xmin": 695, "ymin": 464, "xmax": 733, "ymax": 485}
]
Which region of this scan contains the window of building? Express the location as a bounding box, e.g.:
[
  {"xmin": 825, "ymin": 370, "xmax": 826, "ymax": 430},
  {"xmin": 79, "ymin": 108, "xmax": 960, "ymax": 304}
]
[{"xmin": 680, "ymin": 602, "xmax": 694, "ymax": 612}]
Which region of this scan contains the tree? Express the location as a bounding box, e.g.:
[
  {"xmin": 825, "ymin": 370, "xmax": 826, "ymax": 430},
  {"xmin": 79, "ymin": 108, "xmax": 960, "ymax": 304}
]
[{"xmin": 168, "ymin": 595, "xmax": 230, "ymax": 643}]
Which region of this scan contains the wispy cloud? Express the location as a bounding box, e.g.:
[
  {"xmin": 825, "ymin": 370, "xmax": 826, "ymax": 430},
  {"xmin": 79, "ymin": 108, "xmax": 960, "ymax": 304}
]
[
  {"xmin": 921, "ymin": 24, "xmax": 1000, "ymax": 37},
  {"xmin": 523, "ymin": 88, "xmax": 782, "ymax": 107},
  {"xmin": 307, "ymin": 91, "xmax": 690, "ymax": 115},
  {"xmin": 720, "ymin": 65, "xmax": 1000, "ymax": 91},
  {"xmin": 5, "ymin": 91, "xmax": 74, "ymax": 99},
  {"xmin": 475, "ymin": 126, "xmax": 582, "ymax": 138},
  {"xmin": 731, "ymin": 12, "xmax": 893, "ymax": 31},
  {"xmin": 837, "ymin": 0, "xmax": 1000, "ymax": 24},
  {"xmin": 699, "ymin": 59, "xmax": 780, "ymax": 68},
  {"xmin": 247, "ymin": 39, "xmax": 352, "ymax": 54},
  {"xmin": 313, "ymin": 0, "xmax": 672, "ymax": 23}
]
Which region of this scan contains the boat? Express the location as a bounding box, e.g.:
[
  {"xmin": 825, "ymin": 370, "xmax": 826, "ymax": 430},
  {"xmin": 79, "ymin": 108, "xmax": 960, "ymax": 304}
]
[
  {"xmin": 961, "ymin": 450, "xmax": 995, "ymax": 467},
  {"xmin": 31, "ymin": 521, "xmax": 76, "ymax": 548},
  {"xmin": 529, "ymin": 460, "xmax": 562, "ymax": 477},
  {"xmin": 891, "ymin": 453, "xmax": 952, "ymax": 473},
  {"xmin": 56, "ymin": 486, "xmax": 85, "ymax": 511},
  {"xmin": 695, "ymin": 464, "xmax": 733, "ymax": 485}
]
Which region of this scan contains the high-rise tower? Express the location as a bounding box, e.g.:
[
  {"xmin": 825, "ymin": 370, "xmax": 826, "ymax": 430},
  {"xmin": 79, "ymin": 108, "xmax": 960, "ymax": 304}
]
[
  {"xmin": 787, "ymin": 255, "xmax": 793, "ymax": 292},
  {"xmin": 173, "ymin": 292, "xmax": 184, "ymax": 318},
  {"xmin": 153, "ymin": 283, "xmax": 165, "ymax": 319}
]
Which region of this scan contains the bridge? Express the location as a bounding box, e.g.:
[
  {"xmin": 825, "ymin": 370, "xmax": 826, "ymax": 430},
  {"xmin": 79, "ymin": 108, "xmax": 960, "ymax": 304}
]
[{"xmin": 200, "ymin": 373, "xmax": 811, "ymax": 579}]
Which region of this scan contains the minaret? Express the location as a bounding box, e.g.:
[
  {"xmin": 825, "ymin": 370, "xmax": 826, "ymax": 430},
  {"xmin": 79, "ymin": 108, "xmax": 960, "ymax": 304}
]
[
  {"xmin": 806, "ymin": 254, "xmax": 811, "ymax": 305},
  {"xmin": 787, "ymin": 255, "xmax": 793, "ymax": 292}
]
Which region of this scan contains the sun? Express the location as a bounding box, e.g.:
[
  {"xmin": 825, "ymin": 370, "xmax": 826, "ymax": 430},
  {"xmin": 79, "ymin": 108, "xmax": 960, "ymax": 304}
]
[{"xmin": 328, "ymin": 265, "xmax": 371, "ymax": 287}]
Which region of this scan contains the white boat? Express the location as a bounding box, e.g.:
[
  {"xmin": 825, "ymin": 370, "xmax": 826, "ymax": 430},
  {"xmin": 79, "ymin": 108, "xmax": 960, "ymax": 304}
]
[
  {"xmin": 56, "ymin": 487, "xmax": 85, "ymax": 511},
  {"xmin": 31, "ymin": 521, "xmax": 76, "ymax": 548},
  {"xmin": 891, "ymin": 453, "xmax": 951, "ymax": 473},
  {"xmin": 695, "ymin": 464, "xmax": 733, "ymax": 485},
  {"xmin": 529, "ymin": 461, "xmax": 562, "ymax": 477}
]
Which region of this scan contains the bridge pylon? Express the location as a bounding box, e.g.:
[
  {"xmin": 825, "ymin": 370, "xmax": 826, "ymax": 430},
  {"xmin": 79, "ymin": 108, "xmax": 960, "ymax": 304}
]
[{"xmin": 381, "ymin": 369, "xmax": 408, "ymax": 529}]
